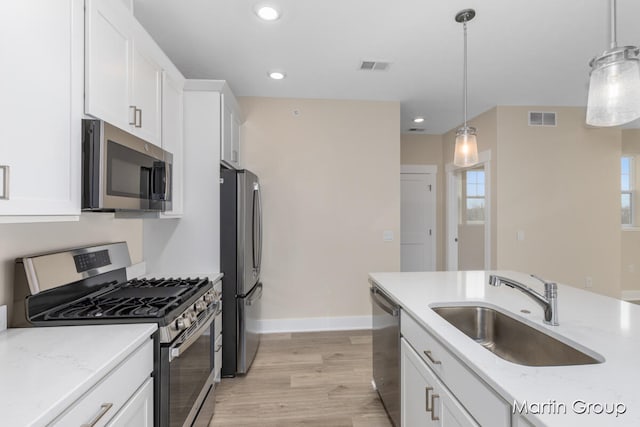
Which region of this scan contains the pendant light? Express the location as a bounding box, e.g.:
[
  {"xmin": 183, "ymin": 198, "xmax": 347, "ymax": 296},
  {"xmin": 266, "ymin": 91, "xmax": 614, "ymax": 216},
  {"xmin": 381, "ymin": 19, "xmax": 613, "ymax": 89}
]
[
  {"xmin": 454, "ymin": 9, "xmax": 479, "ymax": 167},
  {"xmin": 586, "ymin": 0, "xmax": 640, "ymax": 127}
]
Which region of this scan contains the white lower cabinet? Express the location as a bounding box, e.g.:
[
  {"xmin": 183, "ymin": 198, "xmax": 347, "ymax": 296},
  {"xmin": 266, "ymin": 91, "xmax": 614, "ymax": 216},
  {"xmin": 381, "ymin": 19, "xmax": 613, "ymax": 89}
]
[
  {"xmin": 106, "ymin": 378, "xmax": 154, "ymax": 427},
  {"xmin": 401, "ymin": 338, "xmax": 478, "ymax": 427},
  {"xmin": 400, "ymin": 311, "xmax": 512, "ymax": 427},
  {"xmin": 51, "ymin": 339, "xmax": 154, "ymax": 427}
]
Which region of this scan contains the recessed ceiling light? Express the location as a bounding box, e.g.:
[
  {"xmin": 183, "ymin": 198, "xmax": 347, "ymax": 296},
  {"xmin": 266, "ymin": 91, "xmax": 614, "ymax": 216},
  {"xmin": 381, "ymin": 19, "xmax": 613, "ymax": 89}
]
[
  {"xmin": 413, "ymin": 117, "xmax": 425, "ymax": 123},
  {"xmin": 255, "ymin": 5, "xmax": 280, "ymax": 21},
  {"xmin": 268, "ymin": 71, "xmax": 286, "ymax": 80}
]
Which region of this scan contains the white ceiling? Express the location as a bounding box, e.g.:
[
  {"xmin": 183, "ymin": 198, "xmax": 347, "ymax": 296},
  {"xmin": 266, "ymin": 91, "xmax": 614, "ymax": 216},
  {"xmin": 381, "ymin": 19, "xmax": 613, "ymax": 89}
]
[{"xmin": 133, "ymin": 0, "xmax": 640, "ymax": 134}]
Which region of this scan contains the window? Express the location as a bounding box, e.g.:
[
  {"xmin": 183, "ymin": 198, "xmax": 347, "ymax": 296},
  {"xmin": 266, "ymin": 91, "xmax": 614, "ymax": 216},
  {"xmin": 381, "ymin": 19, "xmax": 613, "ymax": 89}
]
[
  {"xmin": 622, "ymin": 156, "xmax": 633, "ymax": 226},
  {"xmin": 464, "ymin": 169, "xmax": 485, "ymax": 223}
]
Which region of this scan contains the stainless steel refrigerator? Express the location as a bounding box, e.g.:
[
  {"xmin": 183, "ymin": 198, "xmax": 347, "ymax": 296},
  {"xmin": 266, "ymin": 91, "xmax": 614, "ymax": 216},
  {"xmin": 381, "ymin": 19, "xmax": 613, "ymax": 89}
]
[{"xmin": 220, "ymin": 168, "xmax": 263, "ymax": 376}]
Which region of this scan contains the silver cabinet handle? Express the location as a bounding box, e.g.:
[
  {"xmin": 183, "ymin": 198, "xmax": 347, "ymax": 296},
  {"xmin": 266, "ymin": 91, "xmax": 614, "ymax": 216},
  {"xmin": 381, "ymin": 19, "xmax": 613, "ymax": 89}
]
[
  {"xmin": 425, "ymin": 386, "xmax": 433, "ymax": 412},
  {"xmin": 80, "ymin": 403, "xmax": 113, "ymax": 427},
  {"xmin": 431, "ymin": 394, "xmax": 440, "ymax": 421},
  {"xmin": 423, "ymin": 350, "xmax": 441, "ymax": 365},
  {"xmin": 0, "ymin": 165, "xmax": 9, "ymax": 200},
  {"xmin": 129, "ymin": 105, "xmax": 137, "ymax": 125}
]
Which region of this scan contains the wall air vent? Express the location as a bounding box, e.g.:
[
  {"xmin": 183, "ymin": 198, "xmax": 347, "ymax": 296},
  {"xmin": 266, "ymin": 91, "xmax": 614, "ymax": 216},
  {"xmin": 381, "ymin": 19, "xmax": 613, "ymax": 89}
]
[
  {"xmin": 528, "ymin": 111, "xmax": 557, "ymax": 127},
  {"xmin": 359, "ymin": 60, "xmax": 391, "ymax": 71}
]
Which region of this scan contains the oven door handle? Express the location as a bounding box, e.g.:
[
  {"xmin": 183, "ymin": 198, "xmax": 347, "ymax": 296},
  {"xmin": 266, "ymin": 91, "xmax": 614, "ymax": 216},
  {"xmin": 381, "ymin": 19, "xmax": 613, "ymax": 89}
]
[{"xmin": 169, "ymin": 314, "xmax": 215, "ymax": 362}]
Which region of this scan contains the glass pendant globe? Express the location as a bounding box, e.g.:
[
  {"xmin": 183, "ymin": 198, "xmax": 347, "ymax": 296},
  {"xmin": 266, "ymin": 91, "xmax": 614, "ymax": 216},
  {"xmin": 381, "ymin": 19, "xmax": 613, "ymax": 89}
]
[
  {"xmin": 586, "ymin": 49, "xmax": 640, "ymax": 127},
  {"xmin": 454, "ymin": 127, "xmax": 479, "ymax": 167}
]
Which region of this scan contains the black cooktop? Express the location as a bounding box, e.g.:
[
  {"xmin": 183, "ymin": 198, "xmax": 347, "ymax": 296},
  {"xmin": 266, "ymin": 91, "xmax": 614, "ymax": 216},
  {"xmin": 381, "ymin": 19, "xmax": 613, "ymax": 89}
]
[{"xmin": 30, "ymin": 276, "xmax": 211, "ymax": 325}]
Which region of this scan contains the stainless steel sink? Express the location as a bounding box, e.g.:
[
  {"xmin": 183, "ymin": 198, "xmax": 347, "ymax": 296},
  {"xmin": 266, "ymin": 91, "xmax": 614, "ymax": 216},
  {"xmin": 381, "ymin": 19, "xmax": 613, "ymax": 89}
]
[{"xmin": 431, "ymin": 305, "xmax": 603, "ymax": 366}]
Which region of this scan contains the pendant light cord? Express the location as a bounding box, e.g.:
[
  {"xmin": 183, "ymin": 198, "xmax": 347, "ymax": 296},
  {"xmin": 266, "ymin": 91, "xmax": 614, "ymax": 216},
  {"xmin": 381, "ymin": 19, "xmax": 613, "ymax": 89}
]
[
  {"xmin": 610, "ymin": 0, "xmax": 617, "ymax": 49},
  {"xmin": 462, "ymin": 20, "xmax": 469, "ymax": 128}
]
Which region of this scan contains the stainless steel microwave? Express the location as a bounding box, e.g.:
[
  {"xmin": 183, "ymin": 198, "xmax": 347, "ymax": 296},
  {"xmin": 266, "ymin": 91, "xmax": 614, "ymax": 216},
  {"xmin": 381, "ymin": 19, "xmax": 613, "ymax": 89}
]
[{"xmin": 82, "ymin": 119, "xmax": 172, "ymax": 212}]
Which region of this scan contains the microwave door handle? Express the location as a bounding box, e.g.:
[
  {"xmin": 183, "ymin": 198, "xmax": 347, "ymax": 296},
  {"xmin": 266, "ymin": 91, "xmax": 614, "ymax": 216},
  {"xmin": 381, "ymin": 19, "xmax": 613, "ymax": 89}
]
[{"xmin": 151, "ymin": 162, "xmax": 166, "ymax": 199}]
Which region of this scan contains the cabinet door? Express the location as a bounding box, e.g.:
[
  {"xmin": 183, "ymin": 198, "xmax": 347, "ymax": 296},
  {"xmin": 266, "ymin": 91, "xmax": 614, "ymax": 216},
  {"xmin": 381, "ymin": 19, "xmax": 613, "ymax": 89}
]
[
  {"xmin": 85, "ymin": 0, "xmax": 132, "ymax": 130},
  {"xmin": 106, "ymin": 378, "xmax": 154, "ymax": 427},
  {"xmin": 402, "ymin": 339, "xmax": 438, "ymax": 426},
  {"xmin": 160, "ymin": 72, "xmax": 184, "ymax": 216},
  {"xmin": 0, "ymin": 0, "xmax": 82, "ymax": 218},
  {"xmin": 401, "ymin": 339, "xmax": 478, "ymax": 427},
  {"xmin": 130, "ymin": 42, "xmax": 162, "ymax": 145}
]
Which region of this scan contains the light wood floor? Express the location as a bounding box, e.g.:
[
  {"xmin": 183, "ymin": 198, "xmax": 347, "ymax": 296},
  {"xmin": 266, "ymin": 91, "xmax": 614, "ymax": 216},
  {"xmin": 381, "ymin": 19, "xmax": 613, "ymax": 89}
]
[{"xmin": 210, "ymin": 330, "xmax": 393, "ymax": 427}]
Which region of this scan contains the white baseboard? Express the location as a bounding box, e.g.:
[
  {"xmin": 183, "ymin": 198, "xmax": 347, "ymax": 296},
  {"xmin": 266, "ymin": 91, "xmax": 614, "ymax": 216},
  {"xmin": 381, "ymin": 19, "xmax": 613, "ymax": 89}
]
[
  {"xmin": 621, "ymin": 290, "xmax": 640, "ymax": 301},
  {"xmin": 258, "ymin": 315, "xmax": 372, "ymax": 334}
]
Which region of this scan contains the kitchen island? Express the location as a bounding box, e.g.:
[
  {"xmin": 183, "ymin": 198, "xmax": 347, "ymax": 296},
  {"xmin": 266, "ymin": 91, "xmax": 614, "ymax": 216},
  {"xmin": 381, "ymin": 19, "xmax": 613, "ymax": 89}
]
[{"xmin": 369, "ymin": 270, "xmax": 640, "ymax": 427}]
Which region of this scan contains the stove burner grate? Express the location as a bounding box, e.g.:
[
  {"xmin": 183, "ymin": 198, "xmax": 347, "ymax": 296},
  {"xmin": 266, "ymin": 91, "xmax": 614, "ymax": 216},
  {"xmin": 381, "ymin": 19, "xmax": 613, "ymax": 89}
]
[{"xmin": 41, "ymin": 277, "xmax": 211, "ymax": 321}]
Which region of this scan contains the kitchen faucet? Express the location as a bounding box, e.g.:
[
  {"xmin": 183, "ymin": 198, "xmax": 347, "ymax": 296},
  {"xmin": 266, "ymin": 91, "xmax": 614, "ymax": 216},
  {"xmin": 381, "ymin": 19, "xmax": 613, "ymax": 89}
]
[{"xmin": 488, "ymin": 274, "xmax": 559, "ymax": 326}]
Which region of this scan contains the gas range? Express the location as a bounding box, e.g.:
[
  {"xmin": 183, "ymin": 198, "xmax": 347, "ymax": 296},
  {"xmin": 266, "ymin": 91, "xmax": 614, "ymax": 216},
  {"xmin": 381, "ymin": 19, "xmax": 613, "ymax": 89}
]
[
  {"xmin": 11, "ymin": 242, "xmax": 221, "ymax": 427},
  {"xmin": 29, "ymin": 275, "xmax": 216, "ymax": 343}
]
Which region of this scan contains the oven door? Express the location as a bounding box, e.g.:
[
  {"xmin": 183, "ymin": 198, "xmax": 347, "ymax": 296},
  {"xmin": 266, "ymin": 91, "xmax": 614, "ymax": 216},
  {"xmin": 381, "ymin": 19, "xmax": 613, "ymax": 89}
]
[{"xmin": 160, "ymin": 312, "xmax": 215, "ymax": 427}]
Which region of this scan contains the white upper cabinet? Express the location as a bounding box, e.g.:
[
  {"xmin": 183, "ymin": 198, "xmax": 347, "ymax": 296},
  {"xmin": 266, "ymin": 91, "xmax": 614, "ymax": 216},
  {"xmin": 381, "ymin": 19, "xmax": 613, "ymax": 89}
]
[
  {"xmin": 0, "ymin": 0, "xmax": 83, "ymax": 219},
  {"xmin": 220, "ymin": 91, "xmax": 243, "ymax": 169},
  {"xmin": 85, "ymin": 0, "xmax": 162, "ymax": 146},
  {"xmin": 130, "ymin": 43, "xmax": 162, "ymax": 144}
]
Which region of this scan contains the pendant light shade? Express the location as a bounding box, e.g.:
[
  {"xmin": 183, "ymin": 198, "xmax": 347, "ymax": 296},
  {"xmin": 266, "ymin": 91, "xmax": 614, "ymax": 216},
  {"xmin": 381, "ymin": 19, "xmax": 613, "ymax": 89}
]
[
  {"xmin": 454, "ymin": 9, "xmax": 479, "ymax": 168},
  {"xmin": 454, "ymin": 126, "xmax": 479, "ymax": 167},
  {"xmin": 586, "ymin": 0, "xmax": 640, "ymax": 127}
]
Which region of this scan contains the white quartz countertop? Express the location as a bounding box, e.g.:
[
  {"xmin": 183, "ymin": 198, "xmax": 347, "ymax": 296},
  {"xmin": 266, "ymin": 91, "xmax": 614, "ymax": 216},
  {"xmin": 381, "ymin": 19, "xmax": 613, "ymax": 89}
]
[
  {"xmin": 0, "ymin": 323, "xmax": 157, "ymax": 427},
  {"xmin": 369, "ymin": 270, "xmax": 640, "ymax": 427}
]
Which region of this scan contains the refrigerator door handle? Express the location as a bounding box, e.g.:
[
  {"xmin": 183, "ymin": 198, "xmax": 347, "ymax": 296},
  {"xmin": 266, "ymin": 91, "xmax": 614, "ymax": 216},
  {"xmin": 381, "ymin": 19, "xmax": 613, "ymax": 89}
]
[
  {"xmin": 257, "ymin": 184, "xmax": 263, "ymax": 273},
  {"xmin": 246, "ymin": 282, "xmax": 263, "ymax": 306},
  {"xmin": 252, "ymin": 182, "xmax": 262, "ymax": 273}
]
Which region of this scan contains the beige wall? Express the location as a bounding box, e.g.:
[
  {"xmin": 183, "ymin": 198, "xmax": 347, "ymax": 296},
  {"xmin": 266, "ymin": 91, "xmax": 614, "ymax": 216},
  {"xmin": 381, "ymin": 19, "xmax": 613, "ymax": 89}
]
[
  {"xmin": 443, "ymin": 107, "xmax": 499, "ymax": 269},
  {"xmin": 0, "ymin": 214, "xmax": 143, "ymax": 314},
  {"xmin": 400, "ymin": 133, "xmax": 445, "ymax": 270},
  {"xmin": 621, "ymin": 129, "xmax": 640, "ymax": 291},
  {"xmin": 239, "ymin": 97, "xmax": 400, "ymax": 320},
  {"xmin": 496, "ymin": 106, "xmax": 621, "ymax": 297}
]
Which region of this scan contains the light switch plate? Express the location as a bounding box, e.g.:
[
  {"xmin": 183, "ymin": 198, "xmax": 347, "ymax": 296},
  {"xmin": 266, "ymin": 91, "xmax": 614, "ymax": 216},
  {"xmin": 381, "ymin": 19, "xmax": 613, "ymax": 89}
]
[
  {"xmin": 383, "ymin": 230, "xmax": 394, "ymax": 242},
  {"xmin": 0, "ymin": 305, "xmax": 7, "ymax": 332}
]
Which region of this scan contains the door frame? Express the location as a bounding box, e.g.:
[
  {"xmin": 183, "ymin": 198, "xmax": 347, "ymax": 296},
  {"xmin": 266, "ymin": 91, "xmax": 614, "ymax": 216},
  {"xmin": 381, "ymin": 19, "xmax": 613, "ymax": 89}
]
[
  {"xmin": 401, "ymin": 164, "xmax": 437, "ymax": 271},
  {"xmin": 445, "ymin": 150, "xmax": 492, "ymax": 270}
]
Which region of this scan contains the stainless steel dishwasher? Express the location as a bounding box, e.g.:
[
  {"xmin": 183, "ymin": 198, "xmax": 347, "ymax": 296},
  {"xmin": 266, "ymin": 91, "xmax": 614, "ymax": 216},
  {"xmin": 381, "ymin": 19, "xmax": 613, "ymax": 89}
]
[{"xmin": 370, "ymin": 283, "xmax": 400, "ymax": 427}]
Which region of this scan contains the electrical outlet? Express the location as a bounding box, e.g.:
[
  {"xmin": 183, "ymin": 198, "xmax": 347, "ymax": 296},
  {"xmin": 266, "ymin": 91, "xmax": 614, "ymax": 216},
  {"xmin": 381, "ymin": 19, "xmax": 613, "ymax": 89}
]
[{"xmin": 585, "ymin": 277, "xmax": 593, "ymax": 288}]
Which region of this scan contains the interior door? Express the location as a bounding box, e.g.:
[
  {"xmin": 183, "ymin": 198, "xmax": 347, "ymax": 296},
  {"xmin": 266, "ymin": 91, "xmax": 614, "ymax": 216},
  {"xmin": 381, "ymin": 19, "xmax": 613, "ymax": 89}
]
[
  {"xmin": 457, "ymin": 167, "xmax": 485, "ymax": 270},
  {"xmin": 401, "ymin": 172, "xmax": 436, "ymax": 271}
]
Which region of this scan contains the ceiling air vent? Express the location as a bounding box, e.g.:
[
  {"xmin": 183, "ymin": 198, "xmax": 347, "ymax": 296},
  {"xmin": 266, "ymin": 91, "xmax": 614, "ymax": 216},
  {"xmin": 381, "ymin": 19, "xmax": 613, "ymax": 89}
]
[
  {"xmin": 407, "ymin": 127, "xmax": 425, "ymax": 133},
  {"xmin": 359, "ymin": 60, "xmax": 390, "ymax": 71},
  {"xmin": 528, "ymin": 111, "xmax": 557, "ymax": 127}
]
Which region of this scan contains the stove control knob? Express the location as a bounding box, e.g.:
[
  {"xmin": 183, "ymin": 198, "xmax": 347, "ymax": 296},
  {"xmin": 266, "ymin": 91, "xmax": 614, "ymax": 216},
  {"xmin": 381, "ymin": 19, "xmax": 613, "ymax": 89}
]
[
  {"xmin": 194, "ymin": 300, "xmax": 206, "ymax": 313},
  {"xmin": 204, "ymin": 293, "xmax": 215, "ymax": 304},
  {"xmin": 187, "ymin": 310, "xmax": 197, "ymax": 322},
  {"xmin": 175, "ymin": 317, "xmax": 187, "ymax": 331}
]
